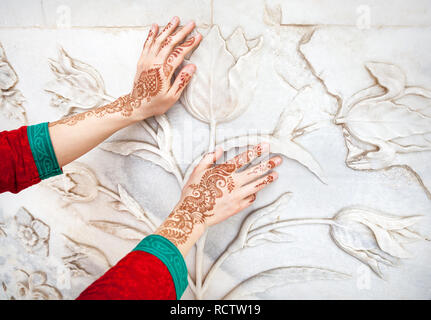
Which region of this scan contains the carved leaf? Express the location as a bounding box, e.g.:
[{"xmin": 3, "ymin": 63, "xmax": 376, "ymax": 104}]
[
  {"xmin": 246, "ymin": 229, "xmax": 294, "ymax": 247},
  {"xmin": 63, "ymin": 234, "xmax": 111, "ymax": 269},
  {"xmin": 89, "ymin": 220, "xmax": 146, "ymax": 241},
  {"xmin": 45, "ymin": 47, "xmax": 109, "ymax": 115},
  {"xmin": 227, "ymin": 193, "xmax": 292, "ymax": 253},
  {"xmin": 340, "ymin": 101, "xmax": 431, "ymax": 142},
  {"xmin": 155, "ymin": 114, "xmax": 173, "ymax": 152},
  {"xmin": 116, "ymin": 184, "xmax": 158, "ymax": 229},
  {"xmin": 101, "ymin": 141, "xmax": 174, "ymax": 175},
  {"xmin": 224, "ymin": 267, "xmax": 350, "ymax": 299},
  {"xmin": 181, "ymin": 25, "xmax": 262, "ymax": 124},
  {"xmin": 0, "ymin": 223, "xmax": 6, "ymax": 237},
  {"xmin": 365, "ymin": 62, "xmax": 405, "ymax": 100}
]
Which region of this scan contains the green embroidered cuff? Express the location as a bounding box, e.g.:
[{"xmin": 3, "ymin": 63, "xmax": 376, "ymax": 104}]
[
  {"xmin": 27, "ymin": 122, "xmax": 62, "ymax": 180},
  {"xmin": 133, "ymin": 234, "xmax": 188, "ymax": 299}
]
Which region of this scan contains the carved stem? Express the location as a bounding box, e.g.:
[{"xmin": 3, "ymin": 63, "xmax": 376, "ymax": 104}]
[
  {"xmin": 201, "ymin": 218, "xmax": 337, "ymax": 297},
  {"xmin": 247, "ymin": 218, "xmax": 338, "ymax": 239}
]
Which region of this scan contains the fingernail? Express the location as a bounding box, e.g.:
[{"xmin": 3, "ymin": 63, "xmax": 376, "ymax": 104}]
[
  {"xmin": 187, "ymin": 64, "xmax": 196, "ymax": 72},
  {"xmin": 171, "ymin": 16, "xmax": 179, "ymax": 23},
  {"xmin": 271, "ymin": 172, "xmax": 279, "ymax": 180},
  {"xmin": 272, "ymin": 156, "xmax": 282, "ymax": 166},
  {"xmin": 259, "ymin": 142, "xmax": 270, "ymax": 153},
  {"xmin": 186, "ymin": 20, "xmax": 195, "ymax": 27}
]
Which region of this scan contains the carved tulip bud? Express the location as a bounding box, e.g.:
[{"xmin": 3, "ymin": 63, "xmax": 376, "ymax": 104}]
[
  {"xmin": 335, "ymin": 62, "xmax": 431, "ymax": 170},
  {"xmin": 329, "ymin": 207, "xmax": 427, "ymax": 277},
  {"xmin": 181, "ymin": 25, "xmax": 263, "ymax": 126},
  {"xmin": 45, "ymin": 162, "xmax": 99, "ymax": 203}
]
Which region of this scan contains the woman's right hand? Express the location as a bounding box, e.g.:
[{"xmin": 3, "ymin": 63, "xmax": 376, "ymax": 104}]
[{"xmin": 155, "ymin": 143, "xmax": 282, "ymax": 256}]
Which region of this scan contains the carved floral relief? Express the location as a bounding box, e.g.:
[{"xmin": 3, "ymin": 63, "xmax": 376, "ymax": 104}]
[
  {"xmin": 0, "ymin": 43, "xmax": 26, "ymax": 124},
  {"xmin": 0, "ymin": 3, "xmax": 430, "ymax": 300}
]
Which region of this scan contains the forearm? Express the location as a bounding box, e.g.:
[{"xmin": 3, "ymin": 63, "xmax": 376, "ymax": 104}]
[
  {"xmin": 154, "ymin": 205, "xmax": 207, "ymax": 258},
  {"xmin": 48, "ymin": 94, "xmax": 146, "ymax": 167}
]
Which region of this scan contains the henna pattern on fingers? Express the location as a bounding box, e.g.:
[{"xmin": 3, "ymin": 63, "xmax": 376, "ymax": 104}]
[
  {"xmin": 249, "ymin": 193, "xmax": 257, "ymax": 203},
  {"xmin": 161, "ymin": 22, "xmax": 173, "ymax": 34},
  {"xmin": 160, "ymin": 26, "xmax": 183, "ymax": 50},
  {"xmin": 175, "ymin": 72, "xmax": 192, "ymax": 94},
  {"xmin": 163, "ymin": 36, "xmax": 196, "ymax": 77},
  {"xmin": 228, "ymin": 144, "xmax": 263, "ymax": 169},
  {"xmin": 255, "ymin": 175, "xmax": 274, "ymax": 188},
  {"xmin": 247, "ymin": 160, "xmax": 276, "ymax": 176},
  {"xmin": 144, "ymin": 29, "xmax": 155, "ymax": 48}
]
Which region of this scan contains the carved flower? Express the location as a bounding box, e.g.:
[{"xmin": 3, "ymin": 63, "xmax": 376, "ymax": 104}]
[
  {"xmin": 335, "ymin": 62, "xmax": 431, "ymax": 170},
  {"xmin": 45, "ymin": 162, "xmax": 99, "ymax": 203},
  {"xmin": 45, "ymin": 47, "xmax": 111, "ymax": 116},
  {"xmin": 0, "ymin": 46, "xmax": 18, "ymax": 90},
  {"xmin": 15, "ymin": 270, "xmax": 62, "ymax": 300},
  {"xmin": 15, "ymin": 208, "xmax": 50, "ymax": 257},
  {"xmin": 329, "ymin": 207, "xmax": 427, "ymax": 277},
  {"xmin": 181, "ymin": 25, "xmax": 263, "ymax": 125},
  {"xmin": 0, "ymin": 42, "xmax": 26, "ymax": 123}
]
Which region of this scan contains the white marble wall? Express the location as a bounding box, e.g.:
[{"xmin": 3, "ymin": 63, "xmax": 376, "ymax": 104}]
[{"xmin": 0, "ymin": 0, "xmax": 430, "ymax": 300}]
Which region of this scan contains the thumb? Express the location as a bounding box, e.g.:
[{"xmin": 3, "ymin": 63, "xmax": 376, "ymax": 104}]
[
  {"xmin": 169, "ymin": 64, "xmax": 196, "ymax": 97},
  {"xmin": 195, "ymin": 146, "xmax": 224, "ymax": 172}
]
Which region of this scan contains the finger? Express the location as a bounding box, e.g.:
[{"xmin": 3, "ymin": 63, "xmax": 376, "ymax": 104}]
[
  {"xmin": 243, "ymin": 193, "xmax": 257, "ymax": 205},
  {"xmin": 169, "ymin": 64, "xmax": 196, "ymax": 97},
  {"xmin": 237, "ymin": 156, "xmax": 282, "ymax": 186},
  {"xmin": 154, "ymin": 16, "xmax": 180, "ymax": 53},
  {"xmin": 240, "ymin": 172, "xmax": 278, "ymax": 198},
  {"xmin": 163, "ymin": 20, "xmax": 196, "ymax": 52},
  {"xmin": 226, "ymin": 142, "xmax": 270, "ymax": 171},
  {"xmin": 231, "ymin": 194, "xmax": 257, "ymax": 217},
  {"xmin": 142, "ymin": 24, "xmax": 159, "ymax": 52},
  {"xmin": 195, "ymin": 146, "xmax": 224, "ymax": 172},
  {"xmin": 162, "ymin": 34, "xmax": 202, "ymax": 79}
]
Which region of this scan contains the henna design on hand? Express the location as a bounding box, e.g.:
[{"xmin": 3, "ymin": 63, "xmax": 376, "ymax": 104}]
[
  {"xmin": 157, "ymin": 145, "xmax": 264, "ymax": 245},
  {"xmin": 175, "ymin": 72, "xmax": 192, "ymax": 94},
  {"xmin": 158, "ymin": 163, "xmax": 236, "ymax": 245},
  {"xmin": 49, "ymin": 94, "xmax": 140, "ymax": 127},
  {"xmin": 161, "ymin": 22, "xmax": 173, "ymax": 34},
  {"xmin": 132, "ymin": 67, "xmax": 163, "ymax": 102},
  {"xmin": 247, "ymin": 159, "xmax": 276, "ymax": 176},
  {"xmin": 228, "ymin": 144, "xmax": 263, "ymax": 169},
  {"xmin": 163, "ymin": 36, "xmax": 196, "ymax": 77},
  {"xmin": 51, "ymin": 67, "xmax": 164, "ymax": 126},
  {"xmin": 144, "ymin": 28, "xmax": 155, "ymax": 48},
  {"xmin": 255, "ymin": 175, "xmax": 274, "ymax": 188}
]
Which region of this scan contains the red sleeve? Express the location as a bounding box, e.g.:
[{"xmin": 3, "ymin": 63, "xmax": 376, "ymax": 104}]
[
  {"xmin": 76, "ymin": 251, "xmax": 176, "ymax": 300},
  {"xmin": 0, "ymin": 126, "xmax": 41, "ymax": 194}
]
